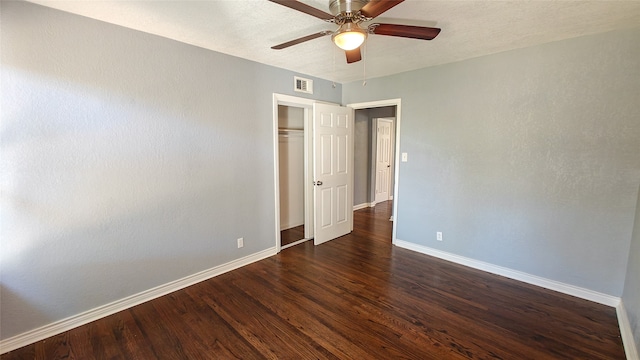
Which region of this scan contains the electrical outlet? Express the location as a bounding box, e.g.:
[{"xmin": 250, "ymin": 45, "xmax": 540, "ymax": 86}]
[
  {"xmin": 436, "ymin": 232, "xmax": 443, "ymax": 241},
  {"xmin": 237, "ymin": 237, "xmax": 244, "ymax": 248}
]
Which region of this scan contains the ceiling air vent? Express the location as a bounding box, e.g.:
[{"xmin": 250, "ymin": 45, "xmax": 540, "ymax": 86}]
[{"xmin": 294, "ymin": 76, "xmax": 313, "ymax": 94}]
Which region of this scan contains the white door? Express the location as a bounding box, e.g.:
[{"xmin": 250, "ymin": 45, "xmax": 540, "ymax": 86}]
[
  {"xmin": 313, "ymin": 103, "xmax": 354, "ymax": 245},
  {"xmin": 374, "ymin": 119, "xmax": 393, "ymax": 204}
]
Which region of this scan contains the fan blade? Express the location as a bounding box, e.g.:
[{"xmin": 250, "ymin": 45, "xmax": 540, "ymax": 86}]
[
  {"xmin": 345, "ymin": 48, "xmax": 362, "ymax": 63},
  {"xmin": 269, "ymin": 0, "xmax": 334, "ymax": 21},
  {"xmin": 359, "ymin": 0, "xmax": 404, "ymax": 18},
  {"xmin": 369, "ymin": 23, "xmax": 441, "ymax": 40},
  {"xmin": 272, "ymin": 31, "xmax": 332, "ymax": 50}
]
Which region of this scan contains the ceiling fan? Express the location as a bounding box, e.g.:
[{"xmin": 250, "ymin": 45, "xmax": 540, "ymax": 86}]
[{"xmin": 269, "ymin": 0, "xmax": 441, "ymax": 64}]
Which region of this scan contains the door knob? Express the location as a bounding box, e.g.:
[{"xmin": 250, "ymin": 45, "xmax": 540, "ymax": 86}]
[{"xmin": 314, "ymin": 181, "xmax": 323, "ymax": 186}]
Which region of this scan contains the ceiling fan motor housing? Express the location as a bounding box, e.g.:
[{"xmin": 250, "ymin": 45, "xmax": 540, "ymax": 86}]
[{"xmin": 329, "ymin": 0, "xmax": 368, "ymax": 17}]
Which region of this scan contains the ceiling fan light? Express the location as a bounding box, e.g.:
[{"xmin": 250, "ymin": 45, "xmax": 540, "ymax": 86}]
[{"xmin": 332, "ymin": 22, "xmax": 367, "ymax": 50}]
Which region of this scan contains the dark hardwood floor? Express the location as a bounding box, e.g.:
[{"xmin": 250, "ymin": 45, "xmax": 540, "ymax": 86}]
[
  {"xmin": 281, "ymin": 224, "xmax": 305, "ymax": 247},
  {"xmin": 2, "ymin": 201, "xmax": 625, "ymax": 359}
]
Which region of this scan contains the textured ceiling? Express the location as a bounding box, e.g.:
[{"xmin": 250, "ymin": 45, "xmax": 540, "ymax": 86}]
[{"xmin": 27, "ymin": 0, "xmax": 640, "ymax": 83}]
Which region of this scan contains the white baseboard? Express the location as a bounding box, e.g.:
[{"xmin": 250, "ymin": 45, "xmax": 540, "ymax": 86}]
[
  {"xmin": 353, "ymin": 202, "xmax": 372, "ymax": 211},
  {"xmin": 617, "ymin": 301, "xmax": 640, "ymax": 360},
  {"xmin": 353, "ymin": 202, "xmax": 386, "ymax": 211},
  {"xmin": 394, "ymin": 239, "xmax": 620, "ymax": 307},
  {"xmin": 0, "ymin": 247, "xmax": 277, "ymax": 354}
]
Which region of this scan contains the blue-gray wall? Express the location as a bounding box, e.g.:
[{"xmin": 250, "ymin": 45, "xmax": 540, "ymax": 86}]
[
  {"xmin": 0, "ymin": 1, "xmax": 340, "ymax": 340},
  {"xmin": 622, "ymin": 186, "xmax": 640, "ymax": 352},
  {"xmin": 354, "ymin": 109, "xmax": 372, "ymax": 206},
  {"xmin": 344, "ymin": 27, "xmax": 640, "ymax": 296}
]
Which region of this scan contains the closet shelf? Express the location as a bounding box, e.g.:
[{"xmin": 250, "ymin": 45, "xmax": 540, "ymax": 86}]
[{"xmin": 278, "ymin": 128, "xmax": 304, "ymax": 137}]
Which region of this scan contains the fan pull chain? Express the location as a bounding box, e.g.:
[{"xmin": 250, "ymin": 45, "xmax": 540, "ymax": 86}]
[{"xmin": 362, "ymin": 40, "xmax": 367, "ymax": 86}]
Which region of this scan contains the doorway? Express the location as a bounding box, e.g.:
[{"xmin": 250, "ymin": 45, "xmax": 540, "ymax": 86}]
[
  {"xmin": 374, "ymin": 118, "xmax": 394, "ymax": 204},
  {"xmin": 278, "ymin": 105, "xmax": 308, "ymax": 248},
  {"xmin": 349, "ymin": 99, "xmax": 401, "ymax": 244},
  {"xmin": 272, "ymin": 94, "xmax": 355, "ymax": 251}
]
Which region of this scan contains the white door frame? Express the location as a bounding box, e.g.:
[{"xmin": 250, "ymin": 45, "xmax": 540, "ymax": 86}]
[
  {"xmin": 272, "ymin": 94, "xmax": 341, "ymax": 252},
  {"xmin": 273, "ymin": 94, "xmax": 313, "ymax": 253},
  {"xmin": 347, "ymin": 99, "xmax": 401, "ymax": 245}
]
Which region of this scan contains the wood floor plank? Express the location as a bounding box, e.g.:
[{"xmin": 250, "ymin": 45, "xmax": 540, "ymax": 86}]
[
  {"xmin": 181, "ymin": 285, "xmax": 267, "ymax": 359},
  {"xmin": 200, "ymin": 281, "xmax": 335, "ymax": 360},
  {"xmin": 220, "ymin": 263, "xmax": 372, "ymax": 357},
  {"xmin": 127, "ymin": 299, "xmax": 191, "ymax": 359},
  {"xmin": 232, "ymin": 263, "xmax": 453, "ymax": 360},
  {"xmin": 108, "ymin": 311, "xmax": 158, "ymax": 359},
  {"xmin": 148, "ymin": 293, "xmax": 220, "ymax": 358},
  {"xmin": 281, "ymin": 225, "xmax": 305, "ymax": 246},
  {"xmin": 1, "ymin": 201, "xmax": 625, "ymax": 359},
  {"xmin": 277, "ymin": 244, "xmax": 550, "ymax": 359}
]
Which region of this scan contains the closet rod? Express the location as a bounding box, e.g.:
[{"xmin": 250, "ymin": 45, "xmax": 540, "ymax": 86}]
[{"xmin": 278, "ymin": 129, "xmax": 304, "ymax": 137}]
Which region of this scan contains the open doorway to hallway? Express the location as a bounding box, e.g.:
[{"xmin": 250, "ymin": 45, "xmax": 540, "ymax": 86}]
[
  {"xmin": 353, "ymin": 106, "xmax": 397, "ymax": 215},
  {"xmin": 349, "ymin": 98, "xmax": 402, "ymax": 244}
]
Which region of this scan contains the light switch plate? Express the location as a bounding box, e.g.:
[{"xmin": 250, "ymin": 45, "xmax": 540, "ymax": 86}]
[{"xmin": 401, "ymin": 152, "xmax": 408, "ymax": 162}]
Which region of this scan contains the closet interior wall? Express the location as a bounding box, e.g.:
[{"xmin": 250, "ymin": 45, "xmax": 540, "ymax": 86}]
[{"xmin": 278, "ymin": 105, "xmax": 305, "ymax": 231}]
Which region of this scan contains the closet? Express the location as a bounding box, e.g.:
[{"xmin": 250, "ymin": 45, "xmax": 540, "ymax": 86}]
[{"xmin": 278, "ymin": 105, "xmax": 306, "ymax": 247}]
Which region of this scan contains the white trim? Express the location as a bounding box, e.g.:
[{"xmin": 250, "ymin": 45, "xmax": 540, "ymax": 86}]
[
  {"xmin": 273, "ymin": 94, "xmax": 316, "ymax": 253},
  {"xmin": 273, "ymin": 93, "xmax": 316, "ymax": 108},
  {"xmin": 273, "ymin": 94, "xmax": 283, "ymax": 253},
  {"xmin": 0, "ymin": 247, "xmax": 277, "ymax": 355},
  {"xmin": 394, "ymin": 239, "xmax": 621, "ymax": 307},
  {"xmin": 353, "ymin": 202, "xmax": 378, "ymax": 211},
  {"xmin": 617, "ymin": 301, "xmax": 640, "ymax": 360},
  {"xmin": 353, "ymin": 201, "xmax": 393, "ymax": 211},
  {"xmin": 280, "ymin": 238, "xmax": 311, "ymax": 250},
  {"xmin": 347, "ymin": 99, "xmax": 401, "ymax": 246},
  {"xmin": 273, "ymin": 94, "xmax": 338, "ymax": 249},
  {"xmin": 303, "ymin": 107, "xmax": 314, "ymax": 240},
  {"xmin": 353, "ymin": 202, "xmax": 372, "ymax": 211}
]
